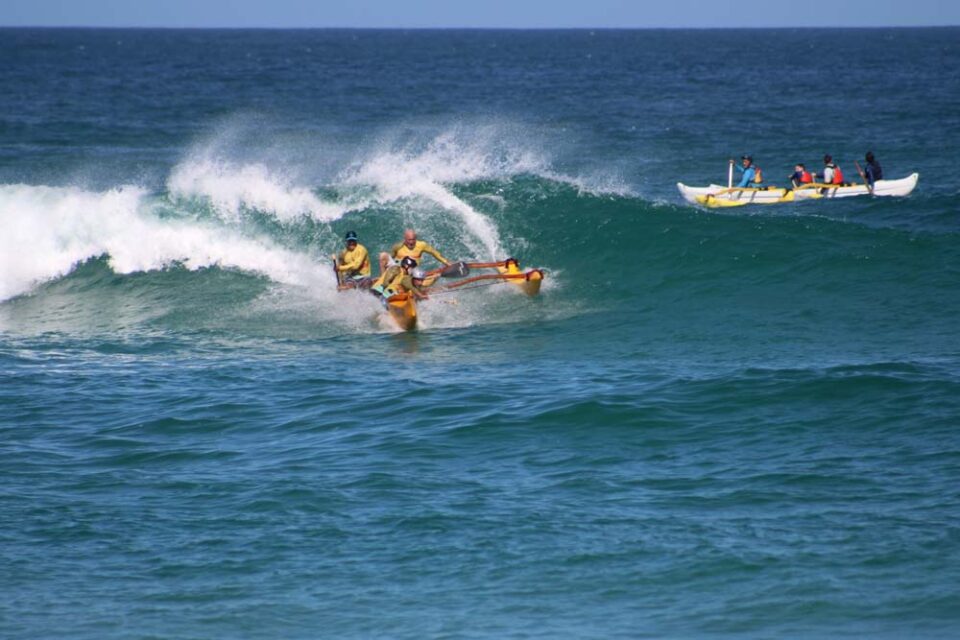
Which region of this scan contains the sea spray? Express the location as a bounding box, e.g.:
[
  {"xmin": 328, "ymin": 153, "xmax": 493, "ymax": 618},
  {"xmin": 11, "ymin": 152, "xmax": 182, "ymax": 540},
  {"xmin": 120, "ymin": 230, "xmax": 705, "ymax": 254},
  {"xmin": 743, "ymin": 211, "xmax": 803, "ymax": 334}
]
[
  {"xmin": 167, "ymin": 154, "xmax": 346, "ymax": 224},
  {"xmin": 0, "ymin": 183, "xmax": 334, "ymax": 303}
]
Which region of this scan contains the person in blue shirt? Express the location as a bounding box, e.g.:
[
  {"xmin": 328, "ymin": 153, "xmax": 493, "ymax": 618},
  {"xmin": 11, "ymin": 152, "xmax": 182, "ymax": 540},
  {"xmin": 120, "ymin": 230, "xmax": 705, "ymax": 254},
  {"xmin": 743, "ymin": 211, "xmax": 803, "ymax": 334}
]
[
  {"xmin": 864, "ymin": 151, "xmax": 883, "ymax": 186},
  {"xmin": 730, "ymin": 155, "xmax": 758, "ymax": 188}
]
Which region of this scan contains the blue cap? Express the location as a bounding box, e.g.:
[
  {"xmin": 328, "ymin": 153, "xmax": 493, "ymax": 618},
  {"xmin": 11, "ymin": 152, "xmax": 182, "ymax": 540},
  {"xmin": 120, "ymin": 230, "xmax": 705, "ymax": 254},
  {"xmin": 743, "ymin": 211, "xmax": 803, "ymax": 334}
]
[{"xmin": 344, "ymin": 231, "xmax": 358, "ymax": 242}]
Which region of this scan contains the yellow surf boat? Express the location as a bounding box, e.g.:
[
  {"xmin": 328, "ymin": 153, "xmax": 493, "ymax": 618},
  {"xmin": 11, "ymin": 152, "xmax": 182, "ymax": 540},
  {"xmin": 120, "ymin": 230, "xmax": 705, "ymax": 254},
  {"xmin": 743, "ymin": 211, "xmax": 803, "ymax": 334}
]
[{"xmin": 384, "ymin": 292, "xmax": 417, "ymax": 332}]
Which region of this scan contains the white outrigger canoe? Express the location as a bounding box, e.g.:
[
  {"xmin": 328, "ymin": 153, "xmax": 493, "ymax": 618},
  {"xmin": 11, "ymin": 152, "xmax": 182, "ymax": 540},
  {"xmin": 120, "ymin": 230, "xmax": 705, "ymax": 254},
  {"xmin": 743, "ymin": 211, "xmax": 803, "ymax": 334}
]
[
  {"xmin": 792, "ymin": 173, "xmax": 919, "ymax": 200},
  {"xmin": 678, "ymin": 173, "xmax": 918, "ymax": 208}
]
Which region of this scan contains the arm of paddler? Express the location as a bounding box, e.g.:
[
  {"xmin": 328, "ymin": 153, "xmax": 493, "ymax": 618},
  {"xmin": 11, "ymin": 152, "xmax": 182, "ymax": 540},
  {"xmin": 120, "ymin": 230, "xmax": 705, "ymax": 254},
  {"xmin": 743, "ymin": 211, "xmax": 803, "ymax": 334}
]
[
  {"xmin": 420, "ymin": 242, "xmax": 450, "ymax": 265},
  {"xmin": 735, "ymin": 167, "xmax": 754, "ymax": 188},
  {"xmin": 398, "ymin": 275, "xmax": 429, "ymax": 299}
]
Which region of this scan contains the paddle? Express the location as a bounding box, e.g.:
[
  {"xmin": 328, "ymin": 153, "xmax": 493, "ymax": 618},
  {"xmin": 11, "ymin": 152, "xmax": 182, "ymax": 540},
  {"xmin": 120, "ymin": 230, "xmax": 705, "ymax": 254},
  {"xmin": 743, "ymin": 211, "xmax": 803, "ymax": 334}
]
[
  {"xmin": 424, "ymin": 261, "xmax": 470, "ymax": 279},
  {"xmin": 331, "ymin": 255, "xmax": 343, "ymax": 288},
  {"xmin": 727, "ymin": 159, "xmax": 734, "ymax": 189},
  {"xmin": 854, "ymin": 160, "xmax": 874, "ymax": 195},
  {"xmin": 438, "ymin": 261, "xmax": 470, "ymax": 278}
]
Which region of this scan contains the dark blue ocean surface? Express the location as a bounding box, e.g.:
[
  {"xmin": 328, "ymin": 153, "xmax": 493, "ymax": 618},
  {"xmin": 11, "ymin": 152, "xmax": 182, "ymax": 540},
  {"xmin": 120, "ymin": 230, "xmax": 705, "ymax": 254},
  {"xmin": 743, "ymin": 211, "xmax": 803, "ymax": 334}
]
[{"xmin": 2, "ymin": 28, "xmax": 959, "ymax": 638}]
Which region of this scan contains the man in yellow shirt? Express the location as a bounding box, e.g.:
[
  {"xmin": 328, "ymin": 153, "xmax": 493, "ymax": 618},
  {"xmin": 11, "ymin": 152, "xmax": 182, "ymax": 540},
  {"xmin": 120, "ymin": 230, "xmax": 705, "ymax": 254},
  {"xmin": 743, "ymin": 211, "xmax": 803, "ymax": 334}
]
[
  {"xmin": 333, "ymin": 231, "xmax": 371, "ymax": 288},
  {"xmin": 371, "ymin": 256, "xmax": 428, "ymax": 300},
  {"xmin": 378, "ymin": 229, "xmax": 450, "ymax": 275},
  {"xmin": 393, "ymin": 267, "xmax": 430, "ymax": 300}
]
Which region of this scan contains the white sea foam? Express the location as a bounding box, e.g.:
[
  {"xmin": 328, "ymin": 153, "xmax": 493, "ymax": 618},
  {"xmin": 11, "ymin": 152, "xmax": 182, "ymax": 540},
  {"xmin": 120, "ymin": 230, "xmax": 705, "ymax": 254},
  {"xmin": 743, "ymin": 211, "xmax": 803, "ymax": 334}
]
[
  {"xmin": 341, "ymin": 127, "xmax": 547, "ymax": 258},
  {"xmin": 164, "ymin": 121, "xmax": 624, "ymax": 263},
  {"xmin": 167, "ymin": 154, "xmax": 344, "ymax": 223},
  {"xmin": 0, "ymin": 183, "xmax": 335, "ymax": 302}
]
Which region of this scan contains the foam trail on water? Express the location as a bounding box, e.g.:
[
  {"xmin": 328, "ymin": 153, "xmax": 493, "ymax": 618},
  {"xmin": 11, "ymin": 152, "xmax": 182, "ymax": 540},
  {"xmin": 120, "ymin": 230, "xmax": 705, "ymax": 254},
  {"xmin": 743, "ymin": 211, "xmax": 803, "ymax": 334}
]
[{"xmin": 0, "ymin": 184, "xmax": 334, "ymax": 302}]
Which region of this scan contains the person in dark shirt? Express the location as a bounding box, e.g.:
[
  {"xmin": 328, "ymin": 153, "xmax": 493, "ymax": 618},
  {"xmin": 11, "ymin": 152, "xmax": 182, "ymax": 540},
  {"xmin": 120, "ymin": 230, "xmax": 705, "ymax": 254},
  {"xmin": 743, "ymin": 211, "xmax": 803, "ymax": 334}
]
[
  {"xmin": 864, "ymin": 151, "xmax": 884, "ymax": 186},
  {"xmin": 788, "ymin": 163, "xmax": 813, "ymax": 188}
]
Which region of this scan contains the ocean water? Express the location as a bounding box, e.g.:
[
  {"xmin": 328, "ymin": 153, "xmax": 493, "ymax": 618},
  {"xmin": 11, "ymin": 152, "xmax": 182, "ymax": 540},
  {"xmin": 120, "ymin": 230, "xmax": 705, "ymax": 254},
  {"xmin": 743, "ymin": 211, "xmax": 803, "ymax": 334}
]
[{"xmin": 2, "ymin": 27, "xmax": 960, "ymax": 638}]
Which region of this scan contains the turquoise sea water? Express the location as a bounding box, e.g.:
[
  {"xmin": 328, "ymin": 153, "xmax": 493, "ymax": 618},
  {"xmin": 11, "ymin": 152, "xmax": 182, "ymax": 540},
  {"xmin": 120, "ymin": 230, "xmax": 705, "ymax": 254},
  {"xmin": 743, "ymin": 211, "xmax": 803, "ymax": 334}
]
[{"xmin": 2, "ymin": 28, "xmax": 960, "ymax": 638}]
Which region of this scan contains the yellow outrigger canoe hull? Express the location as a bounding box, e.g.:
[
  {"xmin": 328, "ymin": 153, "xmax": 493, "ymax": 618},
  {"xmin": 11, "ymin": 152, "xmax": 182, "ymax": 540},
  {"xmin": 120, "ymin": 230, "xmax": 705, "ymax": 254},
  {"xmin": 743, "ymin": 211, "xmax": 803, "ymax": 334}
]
[{"xmin": 385, "ymin": 293, "xmax": 417, "ymax": 332}]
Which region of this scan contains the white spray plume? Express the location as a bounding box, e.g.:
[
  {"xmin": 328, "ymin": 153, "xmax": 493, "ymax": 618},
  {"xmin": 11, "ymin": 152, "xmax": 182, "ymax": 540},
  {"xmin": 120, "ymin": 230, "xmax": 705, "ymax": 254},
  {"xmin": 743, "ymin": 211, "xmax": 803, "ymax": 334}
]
[{"xmin": 0, "ymin": 183, "xmax": 334, "ymax": 302}]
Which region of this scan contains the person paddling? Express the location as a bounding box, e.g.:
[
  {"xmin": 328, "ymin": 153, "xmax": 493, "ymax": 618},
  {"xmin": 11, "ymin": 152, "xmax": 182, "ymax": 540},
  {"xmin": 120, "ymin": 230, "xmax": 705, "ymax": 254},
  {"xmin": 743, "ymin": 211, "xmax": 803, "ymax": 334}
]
[
  {"xmin": 816, "ymin": 155, "xmax": 845, "ymax": 185},
  {"xmin": 863, "ymin": 151, "xmax": 883, "ymax": 186},
  {"xmin": 333, "ymin": 230, "xmax": 372, "ymax": 288},
  {"xmin": 371, "ymin": 256, "xmax": 428, "ymax": 300},
  {"xmin": 789, "ymin": 163, "xmax": 813, "ymax": 188},
  {"xmin": 378, "ymin": 229, "xmax": 450, "ymax": 275},
  {"xmin": 391, "ymin": 267, "xmax": 430, "ymax": 301},
  {"xmin": 729, "ymin": 155, "xmax": 763, "ymax": 188}
]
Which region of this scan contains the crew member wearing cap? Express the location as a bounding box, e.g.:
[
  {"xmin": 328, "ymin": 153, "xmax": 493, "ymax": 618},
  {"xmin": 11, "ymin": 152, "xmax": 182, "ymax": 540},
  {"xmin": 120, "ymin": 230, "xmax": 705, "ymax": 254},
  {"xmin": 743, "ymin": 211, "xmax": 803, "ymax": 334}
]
[
  {"xmin": 730, "ymin": 155, "xmax": 759, "ymax": 188},
  {"xmin": 378, "ymin": 229, "xmax": 450, "ymax": 275},
  {"xmin": 333, "ymin": 230, "xmax": 371, "ymax": 288}
]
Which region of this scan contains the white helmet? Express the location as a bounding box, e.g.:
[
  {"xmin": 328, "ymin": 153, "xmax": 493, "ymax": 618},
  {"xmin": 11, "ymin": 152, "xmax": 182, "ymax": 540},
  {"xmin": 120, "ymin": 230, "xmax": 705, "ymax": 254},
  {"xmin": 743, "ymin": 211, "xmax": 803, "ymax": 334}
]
[{"xmin": 411, "ymin": 268, "xmax": 426, "ymax": 280}]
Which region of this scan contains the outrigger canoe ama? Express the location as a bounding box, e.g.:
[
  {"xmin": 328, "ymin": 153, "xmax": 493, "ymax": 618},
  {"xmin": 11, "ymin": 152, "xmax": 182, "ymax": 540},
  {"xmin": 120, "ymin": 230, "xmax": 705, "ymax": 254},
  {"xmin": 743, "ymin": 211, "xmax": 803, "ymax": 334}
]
[
  {"xmin": 497, "ymin": 258, "xmax": 543, "ymax": 296},
  {"xmin": 433, "ymin": 258, "xmax": 545, "ymax": 297}
]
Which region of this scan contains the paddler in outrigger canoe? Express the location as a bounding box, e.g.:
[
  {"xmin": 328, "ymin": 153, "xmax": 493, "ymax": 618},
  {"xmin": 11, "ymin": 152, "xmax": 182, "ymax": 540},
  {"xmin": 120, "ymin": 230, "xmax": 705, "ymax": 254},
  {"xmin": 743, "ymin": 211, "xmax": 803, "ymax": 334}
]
[
  {"xmin": 367, "ymin": 257, "xmax": 429, "ymax": 332},
  {"xmin": 371, "ymin": 257, "xmax": 430, "ymax": 301},
  {"xmin": 379, "ymin": 228, "xmax": 451, "ymax": 276},
  {"xmin": 676, "ymin": 155, "xmax": 796, "ymax": 207},
  {"xmin": 792, "ymin": 151, "xmax": 917, "ymax": 200},
  {"xmin": 332, "ymin": 230, "xmax": 373, "ymax": 289}
]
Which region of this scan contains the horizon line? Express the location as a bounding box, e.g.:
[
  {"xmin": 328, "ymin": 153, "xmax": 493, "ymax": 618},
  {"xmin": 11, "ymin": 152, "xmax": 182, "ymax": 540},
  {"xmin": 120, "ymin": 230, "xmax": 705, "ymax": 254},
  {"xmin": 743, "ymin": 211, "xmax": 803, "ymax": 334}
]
[{"xmin": 2, "ymin": 24, "xmax": 958, "ymax": 30}]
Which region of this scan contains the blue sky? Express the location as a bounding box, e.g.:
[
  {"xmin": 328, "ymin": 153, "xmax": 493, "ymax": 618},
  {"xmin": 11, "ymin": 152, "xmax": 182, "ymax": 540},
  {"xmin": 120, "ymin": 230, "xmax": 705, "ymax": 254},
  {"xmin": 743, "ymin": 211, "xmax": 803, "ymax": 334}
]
[{"xmin": 2, "ymin": 0, "xmax": 958, "ymax": 28}]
